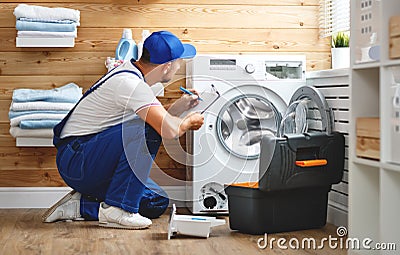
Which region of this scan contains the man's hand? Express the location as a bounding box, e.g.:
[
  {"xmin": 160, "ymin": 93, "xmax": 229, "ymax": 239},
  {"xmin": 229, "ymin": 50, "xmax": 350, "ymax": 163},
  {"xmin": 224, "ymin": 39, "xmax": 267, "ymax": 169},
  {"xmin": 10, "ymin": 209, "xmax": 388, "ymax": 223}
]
[
  {"xmin": 167, "ymin": 89, "xmax": 200, "ymax": 116},
  {"xmin": 179, "ymin": 112, "xmax": 204, "ymax": 132},
  {"xmin": 137, "ymin": 105, "xmax": 204, "ymax": 140},
  {"xmin": 181, "ymin": 112, "xmax": 204, "ymax": 131}
]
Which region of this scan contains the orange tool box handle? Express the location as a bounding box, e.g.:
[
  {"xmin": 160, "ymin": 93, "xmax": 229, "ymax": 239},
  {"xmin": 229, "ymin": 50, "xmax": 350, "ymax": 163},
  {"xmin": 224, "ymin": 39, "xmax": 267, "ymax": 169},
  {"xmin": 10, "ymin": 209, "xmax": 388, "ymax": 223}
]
[
  {"xmin": 229, "ymin": 182, "xmax": 259, "ymax": 188},
  {"xmin": 295, "ymin": 159, "xmax": 328, "ymax": 167}
]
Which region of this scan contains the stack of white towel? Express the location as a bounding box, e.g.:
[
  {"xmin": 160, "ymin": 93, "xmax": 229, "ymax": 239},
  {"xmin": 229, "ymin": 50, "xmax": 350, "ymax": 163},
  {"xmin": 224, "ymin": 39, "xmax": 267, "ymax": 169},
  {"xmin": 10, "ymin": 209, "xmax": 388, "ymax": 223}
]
[
  {"xmin": 13, "ymin": 4, "xmax": 80, "ymax": 40},
  {"xmin": 9, "ymin": 83, "xmax": 82, "ymax": 140}
]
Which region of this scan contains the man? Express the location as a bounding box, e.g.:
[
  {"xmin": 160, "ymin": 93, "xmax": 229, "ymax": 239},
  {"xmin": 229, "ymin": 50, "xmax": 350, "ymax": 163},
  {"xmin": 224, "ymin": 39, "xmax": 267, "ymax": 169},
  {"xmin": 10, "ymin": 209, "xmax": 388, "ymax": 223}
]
[{"xmin": 42, "ymin": 31, "xmax": 204, "ymax": 229}]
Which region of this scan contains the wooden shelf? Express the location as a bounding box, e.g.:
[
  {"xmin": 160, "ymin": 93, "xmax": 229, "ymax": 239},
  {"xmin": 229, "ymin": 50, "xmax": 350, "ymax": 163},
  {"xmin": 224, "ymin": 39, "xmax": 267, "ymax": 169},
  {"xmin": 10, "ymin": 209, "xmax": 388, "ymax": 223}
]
[
  {"xmin": 16, "ymin": 137, "xmax": 54, "ymax": 147},
  {"xmin": 16, "ymin": 37, "xmax": 75, "ymax": 48}
]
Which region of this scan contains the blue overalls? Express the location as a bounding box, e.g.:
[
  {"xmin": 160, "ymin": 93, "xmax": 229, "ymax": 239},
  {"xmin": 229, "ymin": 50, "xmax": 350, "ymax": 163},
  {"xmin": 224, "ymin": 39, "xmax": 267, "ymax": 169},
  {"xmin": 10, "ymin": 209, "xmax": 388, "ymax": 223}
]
[{"xmin": 53, "ymin": 69, "xmax": 169, "ymax": 220}]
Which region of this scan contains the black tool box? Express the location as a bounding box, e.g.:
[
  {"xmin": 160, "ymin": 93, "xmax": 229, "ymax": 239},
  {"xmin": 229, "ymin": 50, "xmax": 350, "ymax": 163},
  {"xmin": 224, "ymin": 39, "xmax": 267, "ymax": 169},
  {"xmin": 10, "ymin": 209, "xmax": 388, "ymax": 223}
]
[{"xmin": 225, "ymin": 132, "xmax": 345, "ymax": 234}]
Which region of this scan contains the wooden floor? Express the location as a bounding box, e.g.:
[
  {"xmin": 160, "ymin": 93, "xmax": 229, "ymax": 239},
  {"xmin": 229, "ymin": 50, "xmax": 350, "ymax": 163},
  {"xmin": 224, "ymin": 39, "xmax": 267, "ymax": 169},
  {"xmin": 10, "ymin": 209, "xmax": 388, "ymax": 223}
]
[{"xmin": 0, "ymin": 208, "xmax": 348, "ymax": 255}]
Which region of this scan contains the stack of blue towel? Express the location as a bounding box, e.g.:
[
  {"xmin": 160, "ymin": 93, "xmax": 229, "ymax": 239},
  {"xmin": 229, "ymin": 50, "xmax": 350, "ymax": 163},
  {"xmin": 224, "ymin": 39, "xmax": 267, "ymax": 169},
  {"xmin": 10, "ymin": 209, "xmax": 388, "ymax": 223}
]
[
  {"xmin": 13, "ymin": 4, "xmax": 80, "ymax": 40},
  {"xmin": 9, "ymin": 83, "xmax": 82, "ymax": 139}
]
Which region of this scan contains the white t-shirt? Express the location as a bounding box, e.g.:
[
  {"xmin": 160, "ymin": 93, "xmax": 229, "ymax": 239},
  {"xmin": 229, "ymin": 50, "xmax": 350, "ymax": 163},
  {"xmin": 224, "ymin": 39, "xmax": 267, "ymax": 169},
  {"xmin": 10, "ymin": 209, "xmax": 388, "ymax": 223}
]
[{"xmin": 60, "ymin": 60, "xmax": 162, "ymax": 138}]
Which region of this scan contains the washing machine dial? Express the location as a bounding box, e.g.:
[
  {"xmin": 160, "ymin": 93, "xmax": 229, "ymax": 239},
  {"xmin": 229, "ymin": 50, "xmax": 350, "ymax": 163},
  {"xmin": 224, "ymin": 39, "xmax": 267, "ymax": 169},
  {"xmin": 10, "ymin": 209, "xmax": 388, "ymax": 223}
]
[{"xmin": 245, "ymin": 64, "xmax": 255, "ymax": 74}]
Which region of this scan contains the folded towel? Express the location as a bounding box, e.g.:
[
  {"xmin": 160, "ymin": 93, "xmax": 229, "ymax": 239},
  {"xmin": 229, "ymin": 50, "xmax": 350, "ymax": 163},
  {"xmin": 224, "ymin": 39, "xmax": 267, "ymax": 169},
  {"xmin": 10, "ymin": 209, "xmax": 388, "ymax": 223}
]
[
  {"xmin": 13, "ymin": 4, "xmax": 80, "ymax": 24},
  {"xmin": 17, "ymin": 30, "xmax": 77, "ymax": 38},
  {"xmin": 10, "ymin": 113, "xmax": 66, "ymax": 127},
  {"xmin": 9, "ymin": 126, "xmax": 54, "ymax": 138},
  {"xmin": 16, "ymin": 20, "xmax": 77, "ymax": 32},
  {"xmin": 19, "ymin": 119, "xmax": 62, "ymax": 129},
  {"xmin": 10, "ymin": 101, "xmax": 75, "ymax": 112},
  {"xmin": 9, "ymin": 110, "xmax": 70, "ymax": 119},
  {"xmin": 18, "ymin": 17, "xmax": 76, "ymax": 24},
  {"xmin": 12, "ymin": 83, "xmax": 82, "ymax": 103}
]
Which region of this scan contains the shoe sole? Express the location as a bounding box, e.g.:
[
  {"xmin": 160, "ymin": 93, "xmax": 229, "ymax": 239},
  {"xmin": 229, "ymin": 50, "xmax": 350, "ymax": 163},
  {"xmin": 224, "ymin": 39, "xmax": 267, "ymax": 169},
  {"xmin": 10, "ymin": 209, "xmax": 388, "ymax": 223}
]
[
  {"xmin": 42, "ymin": 190, "xmax": 77, "ymax": 223},
  {"xmin": 98, "ymin": 222, "xmax": 151, "ymax": 230}
]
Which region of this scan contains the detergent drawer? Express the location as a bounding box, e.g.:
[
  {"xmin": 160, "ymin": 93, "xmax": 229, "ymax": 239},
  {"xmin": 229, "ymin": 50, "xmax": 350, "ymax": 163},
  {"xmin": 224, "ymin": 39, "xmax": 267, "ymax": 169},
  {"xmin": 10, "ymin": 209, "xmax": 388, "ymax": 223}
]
[{"xmin": 258, "ymin": 132, "xmax": 345, "ymax": 192}]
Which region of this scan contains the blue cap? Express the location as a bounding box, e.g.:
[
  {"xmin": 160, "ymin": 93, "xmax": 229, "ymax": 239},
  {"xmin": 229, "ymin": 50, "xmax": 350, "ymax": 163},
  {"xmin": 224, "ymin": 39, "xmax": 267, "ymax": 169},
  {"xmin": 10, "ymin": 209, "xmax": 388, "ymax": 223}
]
[{"xmin": 143, "ymin": 31, "xmax": 196, "ymax": 64}]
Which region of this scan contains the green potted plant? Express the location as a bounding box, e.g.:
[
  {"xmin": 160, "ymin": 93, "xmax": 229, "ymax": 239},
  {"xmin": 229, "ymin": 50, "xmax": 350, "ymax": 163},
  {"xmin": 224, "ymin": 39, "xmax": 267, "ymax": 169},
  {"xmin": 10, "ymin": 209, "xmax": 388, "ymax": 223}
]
[
  {"xmin": 332, "ymin": 32, "xmax": 350, "ymax": 48},
  {"xmin": 331, "ymin": 32, "xmax": 350, "ymax": 69}
]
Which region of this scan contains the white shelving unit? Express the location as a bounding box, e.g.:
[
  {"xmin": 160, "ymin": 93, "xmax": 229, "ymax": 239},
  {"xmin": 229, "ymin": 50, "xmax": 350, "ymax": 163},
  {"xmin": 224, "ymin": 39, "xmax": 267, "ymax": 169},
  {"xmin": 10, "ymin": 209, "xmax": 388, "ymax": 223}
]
[
  {"xmin": 349, "ymin": 1, "xmax": 400, "ymax": 254},
  {"xmin": 306, "ymin": 68, "xmax": 350, "ymax": 228}
]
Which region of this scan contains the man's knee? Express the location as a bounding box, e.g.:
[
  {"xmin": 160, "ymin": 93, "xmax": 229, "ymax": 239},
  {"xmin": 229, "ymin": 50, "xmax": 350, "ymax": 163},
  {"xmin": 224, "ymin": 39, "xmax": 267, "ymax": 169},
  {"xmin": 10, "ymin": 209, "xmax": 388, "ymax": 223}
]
[{"xmin": 139, "ymin": 195, "xmax": 169, "ymax": 219}]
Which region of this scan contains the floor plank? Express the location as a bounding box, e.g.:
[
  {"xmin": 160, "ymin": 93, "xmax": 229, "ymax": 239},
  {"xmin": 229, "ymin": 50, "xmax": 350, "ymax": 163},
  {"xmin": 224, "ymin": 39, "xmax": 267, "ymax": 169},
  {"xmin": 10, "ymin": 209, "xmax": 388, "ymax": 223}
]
[{"xmin": 0, "ymin": 208, "xmax": 347, "ymax": 255}]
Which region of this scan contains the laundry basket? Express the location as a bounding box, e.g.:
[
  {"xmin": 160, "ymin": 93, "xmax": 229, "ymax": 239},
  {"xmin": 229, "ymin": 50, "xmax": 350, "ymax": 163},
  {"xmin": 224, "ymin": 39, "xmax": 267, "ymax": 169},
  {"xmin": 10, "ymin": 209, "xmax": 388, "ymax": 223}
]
[{"xmin": 225, "ymin": 132, "xmax": 345, "ymax": 234}]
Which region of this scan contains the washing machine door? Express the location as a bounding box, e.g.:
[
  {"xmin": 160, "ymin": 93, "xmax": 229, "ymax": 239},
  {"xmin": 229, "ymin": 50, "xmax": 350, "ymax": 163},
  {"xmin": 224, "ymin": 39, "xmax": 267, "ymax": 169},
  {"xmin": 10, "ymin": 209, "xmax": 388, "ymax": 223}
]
[
  {"xmin": 281, "ymin": 85, "xmax": 334, "ymax": 135},
  {"xmin": 214, "ymin": 85, "xmax": 286, "ymax": 160}
]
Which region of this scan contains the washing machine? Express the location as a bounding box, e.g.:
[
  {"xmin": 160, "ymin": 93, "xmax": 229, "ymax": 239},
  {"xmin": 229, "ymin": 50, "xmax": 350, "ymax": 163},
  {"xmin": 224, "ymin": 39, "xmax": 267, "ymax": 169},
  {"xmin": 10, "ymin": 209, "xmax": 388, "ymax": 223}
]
[{"xmin": 185, "ymin": 54, "xmax": 310, "ymax": 214}]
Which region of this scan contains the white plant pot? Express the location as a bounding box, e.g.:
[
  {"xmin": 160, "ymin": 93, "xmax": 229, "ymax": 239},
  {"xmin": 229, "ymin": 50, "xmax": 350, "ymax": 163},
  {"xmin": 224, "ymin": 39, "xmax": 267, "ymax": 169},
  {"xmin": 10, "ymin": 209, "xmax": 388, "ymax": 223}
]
[{"xmin": 331, "ymin": 47, "xmax": 350, "ymax": 69}]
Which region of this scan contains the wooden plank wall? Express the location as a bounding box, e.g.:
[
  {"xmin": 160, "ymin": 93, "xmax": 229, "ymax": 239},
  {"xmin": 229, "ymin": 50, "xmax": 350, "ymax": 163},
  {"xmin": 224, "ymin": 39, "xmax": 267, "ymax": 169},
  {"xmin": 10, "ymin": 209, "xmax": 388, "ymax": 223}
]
[{"xmin": 0, "ymin": 0, "xmax": 331, "ymax": 187}]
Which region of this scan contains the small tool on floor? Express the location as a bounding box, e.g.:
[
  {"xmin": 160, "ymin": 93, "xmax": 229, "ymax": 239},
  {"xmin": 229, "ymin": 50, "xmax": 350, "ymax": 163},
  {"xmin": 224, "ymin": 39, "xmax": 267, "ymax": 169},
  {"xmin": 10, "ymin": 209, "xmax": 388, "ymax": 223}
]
[{"xmin": 167, "ymin": 204, "xmax": 226, "ymax": 239}]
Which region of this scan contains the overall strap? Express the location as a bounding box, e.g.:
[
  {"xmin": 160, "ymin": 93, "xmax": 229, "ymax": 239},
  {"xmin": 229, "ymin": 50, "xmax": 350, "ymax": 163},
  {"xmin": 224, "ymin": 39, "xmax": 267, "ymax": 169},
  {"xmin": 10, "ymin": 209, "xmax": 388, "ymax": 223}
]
[{"xmin": 53, "ymin": 70, "xmax": 142, "ymax": 148}]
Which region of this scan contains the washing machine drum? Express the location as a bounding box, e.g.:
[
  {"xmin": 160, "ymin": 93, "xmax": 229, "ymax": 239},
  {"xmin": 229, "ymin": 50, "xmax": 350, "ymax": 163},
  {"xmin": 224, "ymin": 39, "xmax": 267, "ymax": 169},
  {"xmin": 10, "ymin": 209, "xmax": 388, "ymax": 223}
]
[
  {"xmin": 215, "ymin": 85, "xmax": 334, "ymax": 160},
  {"xmin": 216, "ymin": 94, "xmax": 283, "ymax": 160}
]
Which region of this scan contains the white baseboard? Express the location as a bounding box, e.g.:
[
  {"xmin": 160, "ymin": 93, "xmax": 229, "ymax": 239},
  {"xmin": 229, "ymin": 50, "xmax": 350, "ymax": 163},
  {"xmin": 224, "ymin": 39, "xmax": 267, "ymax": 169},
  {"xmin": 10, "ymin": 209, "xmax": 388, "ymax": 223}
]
[
  {"xmin": 0, "ymin": 186, "xmax": 186, "ymax": 209},
  {"xmin": 163, "ymin": 186, "xmax": 186, "ymax": 208},
  {"xmin": 0, "ymin": 187, "xmax": 73, "ymax": 208},
  {"xmin": 327, "ymin": 202, "xmax": 348, "ymax": 228}
]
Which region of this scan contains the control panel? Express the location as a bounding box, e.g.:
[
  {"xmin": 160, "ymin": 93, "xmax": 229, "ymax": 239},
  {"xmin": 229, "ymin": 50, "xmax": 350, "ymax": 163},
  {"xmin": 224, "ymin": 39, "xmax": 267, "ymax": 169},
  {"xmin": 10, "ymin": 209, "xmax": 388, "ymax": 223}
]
[{"xmin": 188, "ymin": 54, "xmax": 306, "ymax": 82}]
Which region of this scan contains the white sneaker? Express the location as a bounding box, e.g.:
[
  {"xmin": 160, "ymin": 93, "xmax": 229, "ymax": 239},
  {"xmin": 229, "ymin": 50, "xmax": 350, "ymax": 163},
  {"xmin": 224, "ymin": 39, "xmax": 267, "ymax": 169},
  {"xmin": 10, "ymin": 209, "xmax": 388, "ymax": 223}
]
[
  {"xmin": 42, "ymin": 190, "xmax": 84, "ymax": 223},
  {"xmin": 98, "ymin": 202, "xmax": 152, "ymax": 229}
]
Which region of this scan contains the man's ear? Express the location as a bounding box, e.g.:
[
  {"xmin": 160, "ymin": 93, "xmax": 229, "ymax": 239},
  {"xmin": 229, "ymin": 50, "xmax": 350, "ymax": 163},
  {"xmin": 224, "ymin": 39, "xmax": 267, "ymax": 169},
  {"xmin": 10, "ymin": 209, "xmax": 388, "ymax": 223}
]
[{"xmin": 163, "ymin": 62, "xmax": 172, "ymax": 74}]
